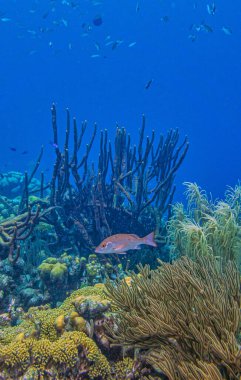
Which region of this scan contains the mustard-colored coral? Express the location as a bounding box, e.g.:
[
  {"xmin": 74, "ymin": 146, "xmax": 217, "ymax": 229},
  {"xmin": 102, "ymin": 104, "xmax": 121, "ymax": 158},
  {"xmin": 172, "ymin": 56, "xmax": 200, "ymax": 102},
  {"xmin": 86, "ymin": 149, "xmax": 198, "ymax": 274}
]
[
  {"xmin": 60, "ymin": 285, "xmax": 108, "ymax": 312},
  {"xmin": 51, "ymin": 331, "xmax": 110, "ymax": 377},
  {"xmin": 0, "ymin": 285, "xmax": 113, "ymax": 378},
  {"xmin": 113, "ymin": 358, "xmax": 136, "ymax": 379},
  {"xmin": 72, "ymin": 316, "xmax": 86, "ymax": 332},
  {"xmin": 55, "ymin": 314, "xmax": 66, "ymax": 332},
  {"xmin": 1, "ymin": 341, "xmax": 30, "ymax": 371}
]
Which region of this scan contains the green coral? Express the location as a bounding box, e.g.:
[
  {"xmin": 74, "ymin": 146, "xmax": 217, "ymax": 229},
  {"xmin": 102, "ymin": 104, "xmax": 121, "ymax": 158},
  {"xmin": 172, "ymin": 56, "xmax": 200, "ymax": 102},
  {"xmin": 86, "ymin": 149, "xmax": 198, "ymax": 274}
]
[
  {"xmin": 50, "ymin": 263, "xmax": 67, "ymax": 280},
  {"xmin": 44, "ymin": 257, "xmax": 58, "ymax": 265},
  {"xmin": 38, "ymin": 259, "xmax": 68, "ymax": 282},
  {"xmin": 167, "ymin": 182, "xmax": 241, "ymax": 268}
]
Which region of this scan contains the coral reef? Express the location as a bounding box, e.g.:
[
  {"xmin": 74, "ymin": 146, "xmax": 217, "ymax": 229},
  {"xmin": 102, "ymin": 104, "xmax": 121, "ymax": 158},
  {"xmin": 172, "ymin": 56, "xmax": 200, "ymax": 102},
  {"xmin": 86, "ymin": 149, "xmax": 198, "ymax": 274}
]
[
  {"xmin": 0, "ymin": 171, "xmax": 42, "ymax": 199},
  {"xmin": 0, "ymin": 284, "xmax": 146, "ymax": 379},
  {"xmin": 0, "ymin": 257, "xmax": 240, "ymax": 379},
  {"xmin": 105, "ymin": 256, "xmax": 241, "ymax": 379},
  {"xmin": 167, "ymin": 182, "xmax": 241, "ymax": 268},
  {"xmin": 46, "ymin": 105, "xmax": 188, "ymax": 256},
  {"xmin": 0, "ymin": 249, "xmax": 124, "ymax": 313}
]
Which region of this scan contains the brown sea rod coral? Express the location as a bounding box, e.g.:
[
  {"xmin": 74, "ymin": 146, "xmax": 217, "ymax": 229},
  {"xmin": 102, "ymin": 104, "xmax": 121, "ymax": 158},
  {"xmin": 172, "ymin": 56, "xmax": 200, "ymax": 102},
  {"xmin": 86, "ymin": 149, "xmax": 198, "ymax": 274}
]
[{"xmin": 105, "ymin": 256, "xmax": 241, "ymax": 379}]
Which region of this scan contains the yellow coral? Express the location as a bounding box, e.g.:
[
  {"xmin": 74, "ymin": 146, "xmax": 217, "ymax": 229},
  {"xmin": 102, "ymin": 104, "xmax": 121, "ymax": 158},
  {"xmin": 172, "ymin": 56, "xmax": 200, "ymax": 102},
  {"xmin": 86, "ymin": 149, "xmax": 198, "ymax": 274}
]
[
  {"xmin": 72, "ymin": 316, "xmax": 87, "ymax": 332},
  {"xmin": 69, "ymin": 311, "xmax": 79, "ymax": 321},
  {"xmin": 55, "ymin": 314, "xmax": 66, "ymax": 332},
  {"xmin": 122, "ymin": 276, "xmax": 133, "ymax": 286},
  {"xmin": 14, "ymin": 332, "xmax": 25, "ymax": 342},
  {"xmin": 94, "ymin": 283, "xmax": 106, "ymax": 289},
  {"xmin": 60, "ymin": 285, "xmax": 108, "ymax": 312},
  {"xmin": 1, "ymin": 341, "xmax": 30, "ymax": 370},
  {"xmin": 114, "ymin": 357, "xmax": 135, "ymax": 379},
  {"xmin": 51, "ymin": 331, "xmax": 83, "ymax": 367}
]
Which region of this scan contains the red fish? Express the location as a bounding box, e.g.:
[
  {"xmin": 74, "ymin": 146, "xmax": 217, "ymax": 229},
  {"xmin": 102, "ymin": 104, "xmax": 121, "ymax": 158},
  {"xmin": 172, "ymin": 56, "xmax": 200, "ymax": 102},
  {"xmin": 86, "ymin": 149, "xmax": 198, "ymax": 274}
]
[{"xmin": 95, "ymin": 232, "xmax": 157, "ymax": 255}]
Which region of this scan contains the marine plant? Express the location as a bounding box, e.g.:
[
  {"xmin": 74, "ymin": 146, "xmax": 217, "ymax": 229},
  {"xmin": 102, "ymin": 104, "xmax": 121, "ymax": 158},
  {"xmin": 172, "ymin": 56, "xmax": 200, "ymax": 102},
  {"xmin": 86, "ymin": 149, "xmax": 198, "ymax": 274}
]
[
  {"xmin": 167, "ymin": 182, "xmax": 241, "ymax": 268},
  {"xmin": 105, "ymin": 255, "xmax": 241, "ymax": 379}
]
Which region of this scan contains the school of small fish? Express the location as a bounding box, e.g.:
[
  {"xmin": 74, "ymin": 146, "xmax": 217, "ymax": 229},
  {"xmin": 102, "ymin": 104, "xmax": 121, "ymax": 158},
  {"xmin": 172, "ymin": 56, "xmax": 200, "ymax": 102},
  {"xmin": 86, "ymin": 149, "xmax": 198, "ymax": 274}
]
[
  {"xmin": 0, "ymin": 1, "xmax": 233, "ymax": 60},
  {"xmin": 0, "ymin": 0, "xmax": 234, "ymax": 161}
]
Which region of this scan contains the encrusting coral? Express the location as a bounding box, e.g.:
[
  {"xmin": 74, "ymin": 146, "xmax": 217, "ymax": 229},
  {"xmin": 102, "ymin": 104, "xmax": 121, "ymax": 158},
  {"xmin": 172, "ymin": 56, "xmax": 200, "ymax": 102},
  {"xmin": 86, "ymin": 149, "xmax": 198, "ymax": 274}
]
[{"xmin": 105, "ymin": 255, "xmax": 241, "ymax": 380}]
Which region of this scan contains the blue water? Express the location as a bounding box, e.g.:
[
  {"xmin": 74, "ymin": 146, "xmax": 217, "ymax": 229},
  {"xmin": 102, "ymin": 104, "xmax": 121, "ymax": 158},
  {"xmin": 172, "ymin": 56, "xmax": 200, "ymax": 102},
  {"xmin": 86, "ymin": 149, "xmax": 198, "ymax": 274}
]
[{"xmin": 0, "ymin": 0, "xmax": 240, "ymax": 200}]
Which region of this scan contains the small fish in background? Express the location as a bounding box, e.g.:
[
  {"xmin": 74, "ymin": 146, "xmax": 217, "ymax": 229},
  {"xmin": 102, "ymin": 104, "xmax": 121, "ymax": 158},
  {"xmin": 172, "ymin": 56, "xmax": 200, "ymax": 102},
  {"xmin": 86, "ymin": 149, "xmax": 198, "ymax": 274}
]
[
  {"xmin": 49, "ymin": 141, "xmax": 58, "ymax": 149},
  {"xmin": 110, "ymin": 40, "xmax": 123, "ymax": 50},
  {"xmin": 29, "ymin": 50, "xmax": 37, "ymax": 55},
  {"xmin": 222, "ymin": 26, "xmax": 232, "ymax": 35},
  {"xmin": 91, "ymin": 54, "xmax": 101, "ymax": 58},
  {"xmin": 9, "ymin": 147, "xmax": 17, "ymax": 152},
  {"xmin": 207, "ymin": 3, "xmax": 216, "ymax": 16},
  {"xmin": 188, "ymin": 34, "xmax": 197, "ymax": 42},
  {"xmin": 190, "ymin": 23, "xmax": 201, "ymax": 32},
  {"xmin": 201, "ymin": 23, "xmax": 213, "ymax": 33},
  {"xmin": 27, "ymin": 29, "xmax": 37, "ymax": 37},
  {"xmin": 61, "ymin": 18, "xmax": 68, "ymax": 27},
  {"xmin": 128, "ymin": 42, "xmax": 136, "ymax": 48},
  {"xmin": 1, "ymin": 17, "xmax": 11, "ymax": 22},
  {"xmin": 136, "ymin": 2, "xmax": 140, "ymax": 12},
  {"xmin": 21, "ymin": 150, "xmax": 28, "ymax": 155},
  {"xmin": 161, "ymin": 16, "xmax": 169, "ymax": 23},
  {"xmin": 94, "ymin": 42, "xmax": 101, "ymax": 51},
  {"xmin": 145, "ymin": 79, "xmax": 153, "ymax": 89},
  {"xmin": 42, "ymin": 11, "xmax": 49, "ymax": 19},
  {"xmin": 95, "ymin": 232, "xmax": 157, "ymax": 255},
  {"xmin": 93, "ymin": 14, "xmax": 103, "ymax": 26}
]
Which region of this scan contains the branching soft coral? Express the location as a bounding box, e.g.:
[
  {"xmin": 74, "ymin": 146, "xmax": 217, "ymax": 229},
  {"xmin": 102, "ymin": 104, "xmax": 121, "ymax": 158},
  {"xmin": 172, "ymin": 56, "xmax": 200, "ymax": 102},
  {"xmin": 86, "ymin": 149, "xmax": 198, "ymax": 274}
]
[
  {"xmin": 105, "ymin": 256, "xmax": 241, "ymax": 380},
  {"xmin": 167, "ymin": 182, "xmax": 241, "ymax": 268}
]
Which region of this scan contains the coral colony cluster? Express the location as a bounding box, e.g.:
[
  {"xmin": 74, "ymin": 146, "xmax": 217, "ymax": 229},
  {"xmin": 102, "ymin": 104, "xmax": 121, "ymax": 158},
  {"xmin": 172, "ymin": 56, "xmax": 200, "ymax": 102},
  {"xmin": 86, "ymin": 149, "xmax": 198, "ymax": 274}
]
[{"xmin": 0, "ymin": 106, "xmax": 240, "ymax": 379}]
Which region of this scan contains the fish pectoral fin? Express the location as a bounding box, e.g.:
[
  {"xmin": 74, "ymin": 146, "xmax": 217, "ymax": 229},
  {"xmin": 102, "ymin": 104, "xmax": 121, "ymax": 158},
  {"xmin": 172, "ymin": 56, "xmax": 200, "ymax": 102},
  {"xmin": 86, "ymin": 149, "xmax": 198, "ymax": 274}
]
[
  {"xmin": 118, "ymin": 252, "xmax": 127, "ymax": 255},
  {"xmin": 115, "ymin": 244, "xmax": 126, "ymax": 250}
]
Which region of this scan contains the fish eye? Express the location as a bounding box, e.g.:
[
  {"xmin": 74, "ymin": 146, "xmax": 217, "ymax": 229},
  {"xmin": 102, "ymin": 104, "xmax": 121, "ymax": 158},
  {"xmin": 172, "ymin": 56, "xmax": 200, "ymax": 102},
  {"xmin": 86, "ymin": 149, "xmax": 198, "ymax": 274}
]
[{"xmin": 102, "ymin": 243, "xmax": 106, "ymax": 248}]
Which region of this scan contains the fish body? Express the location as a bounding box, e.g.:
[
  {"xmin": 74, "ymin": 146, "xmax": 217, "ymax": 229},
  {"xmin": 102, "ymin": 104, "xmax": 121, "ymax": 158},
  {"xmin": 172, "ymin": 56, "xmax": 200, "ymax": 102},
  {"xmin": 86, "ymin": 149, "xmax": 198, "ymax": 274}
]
[
  {"xmin": 222, "ymin": 26, "xmax": 232, "ymax": 35},
  {"xmin": 207, "ymin": 3, "xmax": 216, "ymax": 15},
  {"xmin": 145, "ymin": 79, "xmax": 153, "ymax": 89},
  {"xmin": 95, "ymin": 232, "xmax": 157, "ymax": 255}
]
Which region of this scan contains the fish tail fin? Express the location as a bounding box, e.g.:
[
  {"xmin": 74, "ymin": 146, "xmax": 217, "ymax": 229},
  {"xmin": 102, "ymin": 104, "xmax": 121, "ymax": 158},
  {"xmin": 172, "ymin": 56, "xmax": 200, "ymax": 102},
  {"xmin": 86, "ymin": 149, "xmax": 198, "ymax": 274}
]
[{"xmin": 143, "ymin": 231, "xmax": 157, "ymax": 247}]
